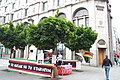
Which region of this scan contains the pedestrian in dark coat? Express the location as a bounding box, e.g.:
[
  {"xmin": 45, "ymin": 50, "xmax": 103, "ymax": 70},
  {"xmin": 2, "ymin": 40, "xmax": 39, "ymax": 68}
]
[{"xmin": 102, "ymin": 55, "xmax": 112, "ymax": 80}]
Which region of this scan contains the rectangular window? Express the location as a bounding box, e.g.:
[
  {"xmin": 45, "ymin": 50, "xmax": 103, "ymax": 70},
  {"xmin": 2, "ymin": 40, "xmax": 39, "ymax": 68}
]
[
  {"xmin": 5, "ymin": 7, "xmax": 7, "ymax": 12},
  {"xmin": 85, "ymin": 17, "xmax": 89, "ymax": 26},
  {"xmin": 78, "ymin": 18, "xmax": 84, "ymax": 26},
  {"xmin": 33, "ymin": 7, "xmax": 35, "ymax": 13},
  {"xmin": 17, "ymin": 12, "xmax": 19, "ymax": 18},
  {"xmin": 26, "ymin": 0, "xmax": 28, "ymax": 3},
  {"xmin": 73, "ymin": 20, "xmax": 76, "ymax": 25},
  {"xmin": 11, "ymin": 14, "xmax": 14, "ymax": 20},
  {"xmin": 42, "ymin": 1, "xmax": 48, "ymax": 11},
  {"xmin": 0, "ymin": 1, "xmax": 1, "ymax": 5},
  {"xmin": 19, "ymin": 1, "xmax": 20, "ymax": 6},
  {"xmin": 12, "ymin": 3, "xmax": 15, "ymax": 9},
  {"xmin": 25, "ymin": 9, "xmax": 28, "ymax": 16},
  {"xmin": 57, "ymin": 0, "xmax": 64, "ymax": 6},
  {"xmin": 3, "ymin": 17, "xmax": 6, "ymax": 23},
  {"xmin": 57, "ymin": 0, "xmax": 60, "ymax": 6},
  {"xmin": 6, "ymin": 14, "xmax": 9, "ymax": 22}
]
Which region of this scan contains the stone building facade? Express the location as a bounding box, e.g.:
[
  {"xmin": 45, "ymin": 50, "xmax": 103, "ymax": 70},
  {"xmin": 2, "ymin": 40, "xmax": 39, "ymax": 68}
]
[{"xmin": 0, "ymin": 0, "xmax": 113, "ymax": 66}]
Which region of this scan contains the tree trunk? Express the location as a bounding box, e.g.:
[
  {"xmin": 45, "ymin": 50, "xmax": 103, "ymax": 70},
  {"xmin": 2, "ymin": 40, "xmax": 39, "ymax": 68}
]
[
  {"xmin": 13, "ymin": 50, "xmax": 16, "ymax": 58},
  {"xmin": 71, "ymin": 51, "xmax": 73, "ymax": 60},
  {"xmin": 71, "ymin": 51, "xmax": 75, "ymax": 60},
  {"xmin": 20, "ymin": 49, "xmax": 24, "ymax": 58},
  {"xmin": 10, "ymin": 48, "xmax": 14, "ymax": 58}
]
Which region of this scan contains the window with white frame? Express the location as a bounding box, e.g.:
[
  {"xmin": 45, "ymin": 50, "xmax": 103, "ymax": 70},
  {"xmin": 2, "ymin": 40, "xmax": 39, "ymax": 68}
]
[
  {"xmin": 33, "ymin": 7, "xmax": 35, "ymax": 13},
  {"xmin": 42, "ymin": 1, "xmax": 48, "ymax": 11},
  {"xmin": 0, "ymin": 1, "xmax": 1, "ymax": 5},
  {"xmin": 85, "ymin": 17, "xmax": 89, "ymax": 26},
  {"xmin": 17, "ymin": 12, "xmax": 19, "ymax": 19},
  {"xmin": 56, "ymin": 0, "xmax": 64, "ymax": 7},
  {"xmin": 5, "ymin": 6, "xmax": 7, "ymax": 12},
  {"xmin": 58, "ymin": 13, "xmax": 66, "ymax": 18},
  {"xmin": 73, "ymin": 8, "xmax": 89, "ymax": 26},
  {"xmin": 6, "ymin": 14, "xmax": 9, "ymax": 22},
  {"xmin": 25, "ymin": 8, "xmax": 28, "ymax": 16},
  {"xmin": 57, "ymin": 0, "xmax": 60, "ymax": 6},
  {"xmin": 12, "ymin": 3, "xmax": 15, "ymax": 9},
  {"xmin": 26, "ymin": 0, "xmax": 28, "ymax": 3},
  {"xmin": 19, "ymin": 1, "xmax": 20, "ymax": 6},
  {"xmin": 3, "ymin": 16, "xmax": 6, "ymax": 23},
  {"xmin": 11, "ymin": 14, "xmax": 14, "ymax": 20}
]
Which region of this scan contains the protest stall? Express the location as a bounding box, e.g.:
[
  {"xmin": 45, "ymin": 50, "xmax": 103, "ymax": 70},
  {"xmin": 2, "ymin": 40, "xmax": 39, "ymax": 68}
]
[
  {"xmin": 7, "ymin": 46, "xmax": 76, "ymax": 77},
  {"xmin": 8, "ymin": 58, "xmax": 58, "ymax": 78},
  {"xmin": 63, "ymin": 60, "xmax": 81, "ymax": 70},
  {"xmin": 8, "ymin": 46, "xmax": 59, "ymax": 78},
  {"xmin": 57, "ymin": 64, "xmax": 72, "ymax": 75}
]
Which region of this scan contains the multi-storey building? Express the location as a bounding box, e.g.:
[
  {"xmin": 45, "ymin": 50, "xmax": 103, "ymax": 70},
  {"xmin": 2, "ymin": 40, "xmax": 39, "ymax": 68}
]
[{"xmin": 0, "ymin": 0, "xmax": 113, "ymax": 66}]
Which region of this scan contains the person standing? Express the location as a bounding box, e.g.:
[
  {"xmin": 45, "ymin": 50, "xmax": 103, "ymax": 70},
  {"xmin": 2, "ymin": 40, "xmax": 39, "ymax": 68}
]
[
  {"xmin": 102, "ymin": 55, "xmax": 113, "ymax": 80},
  {"xmin": 57, "ymin": 52, "xmax": 63, "ymax": 66}
]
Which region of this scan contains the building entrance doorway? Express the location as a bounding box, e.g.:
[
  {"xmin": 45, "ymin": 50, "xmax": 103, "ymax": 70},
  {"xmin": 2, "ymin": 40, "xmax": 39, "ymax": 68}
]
[{"xmin": 98, "ymin": 48, "xmax": 105, "ymax": 65}]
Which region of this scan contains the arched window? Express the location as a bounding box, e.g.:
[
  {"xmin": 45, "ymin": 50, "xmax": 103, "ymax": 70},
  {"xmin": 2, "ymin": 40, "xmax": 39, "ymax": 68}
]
[
  {"xmin": 58, "ymin": 13, "xmax": 66, "ymax": 18},
  {"xmin": 73, "ymin": 8, "xmax": 89, "ymax": 26},
  {"xmin": 40, "ymin": 17, "xmax": 47, "ymax": 21}
]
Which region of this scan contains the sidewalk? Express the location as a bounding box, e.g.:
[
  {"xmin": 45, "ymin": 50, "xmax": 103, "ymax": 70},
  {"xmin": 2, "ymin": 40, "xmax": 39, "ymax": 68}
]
[
  {"xmin": 61, "ymin": 65, "xmax": 120, "ymax": 80},
  {"xmin": 0, "ymin": 59, "xmax": 120, "ymax": 80}
]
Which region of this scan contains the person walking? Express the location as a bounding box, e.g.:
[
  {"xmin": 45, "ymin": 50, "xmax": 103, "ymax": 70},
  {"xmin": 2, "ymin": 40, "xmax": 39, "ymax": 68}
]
[
  {"xmin": 102, "ymin": 55, "xmax": 113, "ymax": 80},
  {"xmin": 118, "ymin": 57, "xmax": 120, "ymax": 66},
  {"xmin": 114, "ymin": 55, "xmax": 118, "ymax": 65}
]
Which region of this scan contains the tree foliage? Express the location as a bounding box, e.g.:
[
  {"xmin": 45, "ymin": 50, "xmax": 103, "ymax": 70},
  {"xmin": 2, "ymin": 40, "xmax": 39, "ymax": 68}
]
[
  {"xmin": 1, "ymin": 21, "xmax": 16, "ymax": 49},
  {"xmin": 0, "ymin": 21, "xmax": 28, "ymax": 50},
  {"xmin": 0, "ymin": 24, "xmax": 4, "ymax": 42},
  {"xmin": 28, "ymin": 16, "xmax": 76, "ymax": 52},
  {"xmin": 0, "ymin": 17, "xmax": 97, "ymax": 57},
  {"xmin": 14, "ymin": 22, "xmax": 28, "ymax": 50},
  {"xmin": 65, "ymin": 25, "xmax": 98, "ymax": 52}
]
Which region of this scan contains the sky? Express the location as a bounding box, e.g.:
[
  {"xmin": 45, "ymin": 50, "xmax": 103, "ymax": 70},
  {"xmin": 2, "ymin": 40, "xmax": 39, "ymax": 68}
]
[{"xmin": 111, "ymin": 1, "xmax": 120, "ymax": 38}]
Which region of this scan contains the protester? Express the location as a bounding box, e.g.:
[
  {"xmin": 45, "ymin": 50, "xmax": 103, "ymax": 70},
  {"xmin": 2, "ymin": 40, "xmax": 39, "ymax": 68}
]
[
  {"xmin": 102, "ymin": 55, "xmax": 112, "ymax": 80},
  {"xmin": 57, "ymin": 52, "xmax": 63, "ymax": 66},
  {"xmin": 44, "ymin": 54, "xmax": 51, "ymax": 63}
]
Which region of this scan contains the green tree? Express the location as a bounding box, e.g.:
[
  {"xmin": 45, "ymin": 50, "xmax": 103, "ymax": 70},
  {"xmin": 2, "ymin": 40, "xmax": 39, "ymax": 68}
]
[
  {"xmin": 1, "ymin": 21, "xmax": 16, "ymax": 49},
  {"xmin": 0, "ymin": 24, "xmax": 4, "ymax": 42},
  {"xmin": 14, "ymin": 23, "xmax": 27, "ymax": 49},
  {"xmin": 1, "ymin": 21, "xmax": 16, "ymax": 58},
  {"xmin": 0, "ymin": 21, "xmax": 29, "ymax": 58},
  {"xmin": 28, "ymin": 16, "xmax": 76, "ymax": 54},
  {"xmin": 78, "ymin": 26, "xmax": 98, "ymax": 51},
  {"xmin": 14, "ymin": 22, "xmax": 28, "ymax": 58},
  {"xmin": 65, "ymin": 25, "xmax": 98, "ymax": 52},
  {"xmin": 64, "ymin": 25, "xmax": 98, "ymax": 59}
]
